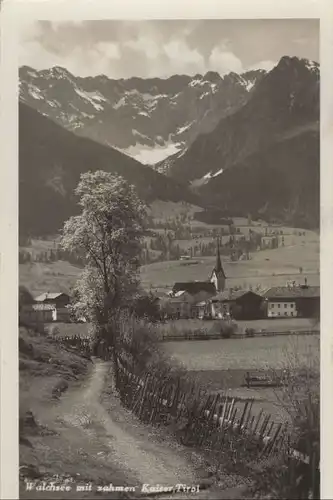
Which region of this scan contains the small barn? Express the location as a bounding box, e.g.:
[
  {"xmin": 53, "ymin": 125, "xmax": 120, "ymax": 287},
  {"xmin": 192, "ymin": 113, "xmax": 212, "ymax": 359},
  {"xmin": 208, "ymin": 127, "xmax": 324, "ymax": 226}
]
[
  {"xmin": 33, "ymin": 292, "xmax": 71, "ymax": 322},
  {"xmin": 208, "ymin": 290, "xmax": 264, "ymax": 320}
]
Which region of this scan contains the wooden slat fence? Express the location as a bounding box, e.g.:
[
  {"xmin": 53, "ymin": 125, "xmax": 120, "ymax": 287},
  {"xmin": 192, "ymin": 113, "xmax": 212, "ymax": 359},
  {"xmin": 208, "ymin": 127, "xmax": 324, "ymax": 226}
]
[
  {"xmin": 115, "ymin": 353, "xmax": 319, "ymax": 490},
  {"xmin": 115, "ymin": 355, "xmax": 289, "ymax": 462}
]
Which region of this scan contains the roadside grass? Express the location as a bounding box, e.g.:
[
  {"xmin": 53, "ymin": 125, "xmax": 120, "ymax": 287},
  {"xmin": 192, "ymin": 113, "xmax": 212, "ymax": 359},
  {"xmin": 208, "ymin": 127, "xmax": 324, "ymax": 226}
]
[
  {"xmin": 19, "ymin": 326, "xmax": 90, "ymax": 416},
  {"xmin": 44, "ymin": 322, "xmax": 90, "ymax": 338}
]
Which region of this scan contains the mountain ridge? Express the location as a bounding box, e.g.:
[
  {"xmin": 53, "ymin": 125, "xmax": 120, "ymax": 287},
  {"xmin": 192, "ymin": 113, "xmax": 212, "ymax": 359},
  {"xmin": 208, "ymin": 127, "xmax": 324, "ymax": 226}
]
[
  {"xmin": 19, "ymin": 55, "xmax": 320, "ymax": 230},
  {"xmin": 168, "ymin": 56, "xmax": 319, "ymax": 182},
  {"xmin": 19, "ymin": 101, "xmax": 200, "ymax": 236},
  {"xmin": 19, "ymin": 65, "xmax": 267, "ymax": 166}
]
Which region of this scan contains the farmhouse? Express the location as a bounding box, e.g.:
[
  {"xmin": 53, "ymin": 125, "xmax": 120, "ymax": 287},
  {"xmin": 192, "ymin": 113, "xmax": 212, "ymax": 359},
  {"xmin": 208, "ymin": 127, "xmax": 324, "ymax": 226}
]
[
  {"xmin": 34, "ymin": 291, "xmax": 71, "ymax": 322},
  {"xmin": 20, "ymin": 303, "xmax": 55, "ymax": 323},
  {"xmin": 35, "ymin": 292, "xmax": 70, "ymax": 307},
  {"xmin": 168, "ymin": 282, "xmax": 216, "ymax": 318},
  {"xmin": 263, "ymin": 283, "xmax": 320, "ymax": 318},
  {"xmin": 207, "ymin": 290, "xmax": 264, "ymax": 320}
]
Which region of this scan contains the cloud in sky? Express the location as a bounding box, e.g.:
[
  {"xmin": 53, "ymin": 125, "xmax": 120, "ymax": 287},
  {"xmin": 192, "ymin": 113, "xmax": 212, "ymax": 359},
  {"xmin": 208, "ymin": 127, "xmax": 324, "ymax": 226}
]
[{"xmin": 19, "ymin": 19, "xmax": 319, "ymax": 79}]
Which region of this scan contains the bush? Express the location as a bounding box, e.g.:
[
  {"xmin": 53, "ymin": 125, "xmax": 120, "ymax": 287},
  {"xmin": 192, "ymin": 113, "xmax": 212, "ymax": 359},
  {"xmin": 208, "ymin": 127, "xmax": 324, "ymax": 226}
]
[
  {"xmin": 252, "ymin": 340, "xmax": 320, "ymax": 499},
  {"xmin": 48, "ymin": 325, "xmax": 60, "ymax": 336},
  {"xmin": 116, "ymin": 311, "xmax": 184, "ymax": 380},
  {"xmin": 131, "ymin": 292, "xmax": 161, "ymax": 323},
  {"xmin": 208, "ymin": 320, "xmax": 238, "ymax": 338},
  {"xmin": 245, "ymin": 328, "xmax": 256, "ymax": 337}
]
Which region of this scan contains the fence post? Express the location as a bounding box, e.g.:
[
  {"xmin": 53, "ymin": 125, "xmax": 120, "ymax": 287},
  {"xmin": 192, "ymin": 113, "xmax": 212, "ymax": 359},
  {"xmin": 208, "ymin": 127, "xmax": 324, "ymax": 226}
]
[
  {"xmin": 138, "ymin": 374, "xmax": 150, "ymax": 420},
  {"xmin": 253, "ymin": 409, "xmax": 263, "ymax": 436},
  {"xmin": 267, "ymin": 422, "xmax": 282, "ymax": 457},
  {"xmin": 244, "ymin": 399, "xmax": 254, "ymax": 432},
  {"xmin": 239, "ymin": 401, "xmax": 249, "ymax": 432}
]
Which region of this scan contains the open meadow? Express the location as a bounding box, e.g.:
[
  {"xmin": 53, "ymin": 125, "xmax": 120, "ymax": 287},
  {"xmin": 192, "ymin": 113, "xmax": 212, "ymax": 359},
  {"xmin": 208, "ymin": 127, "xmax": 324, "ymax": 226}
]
[
  {"xmin": 19, "ymin": 260, "xmax": 81, "ymax": 296},
  {"xmin": 20, "ymin": 228, "xmax": 319, "ymax": 297},
  {"xmin": 141, "ymin": 232, "xmax": 319, "ymax": 293},
  {"xmin": 164, "ymin": 334, "xmax": 319, "ymax": 422},
  {"xmin": 164, "ymin": 334, "xmax": 319, "ymax": 372}
]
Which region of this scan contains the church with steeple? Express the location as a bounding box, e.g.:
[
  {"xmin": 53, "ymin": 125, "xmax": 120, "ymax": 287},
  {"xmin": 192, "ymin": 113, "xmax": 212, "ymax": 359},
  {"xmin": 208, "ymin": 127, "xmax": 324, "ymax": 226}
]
[{"xmin": 210, "ymin": 238, "xmax": 226, "ymax": 292}]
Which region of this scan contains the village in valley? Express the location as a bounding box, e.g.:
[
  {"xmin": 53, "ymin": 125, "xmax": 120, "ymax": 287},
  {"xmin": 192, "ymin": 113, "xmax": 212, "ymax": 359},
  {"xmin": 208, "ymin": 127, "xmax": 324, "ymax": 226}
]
[{"xmin": 20, "ymin": 214, "xmax": 320, "ymax": 339}]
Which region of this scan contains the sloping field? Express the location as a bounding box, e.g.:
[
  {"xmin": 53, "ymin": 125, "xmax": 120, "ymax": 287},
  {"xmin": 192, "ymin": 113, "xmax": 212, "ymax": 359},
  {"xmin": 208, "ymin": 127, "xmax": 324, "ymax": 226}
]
[
  {"xmin": 19, "ymin": 227, "xmax": 319, "ymax": 297},
  {"xmin": 141, "ymin": 238, "xmax": 319, "ymax": 292},
  {"xmin": 19, "ymin": 261, "xmax": 81, "ymax": 296}
]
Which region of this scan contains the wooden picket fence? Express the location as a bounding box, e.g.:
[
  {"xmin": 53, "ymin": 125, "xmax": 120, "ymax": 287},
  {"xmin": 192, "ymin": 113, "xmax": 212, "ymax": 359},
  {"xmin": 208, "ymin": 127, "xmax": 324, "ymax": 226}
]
[{"xmin": 115, "ymin": 355, "xmax": 290, "ymax": 463}]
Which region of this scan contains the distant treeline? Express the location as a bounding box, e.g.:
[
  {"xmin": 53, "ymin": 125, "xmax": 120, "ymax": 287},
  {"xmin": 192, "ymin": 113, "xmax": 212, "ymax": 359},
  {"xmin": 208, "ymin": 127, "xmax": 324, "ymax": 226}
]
[
  {"xmin": 193, "ymin": 210, "xmax": 234, "ymax": 226},
  {"xmin": 19, "ymin": 246, "xmax": 85, "ymax": 267}
]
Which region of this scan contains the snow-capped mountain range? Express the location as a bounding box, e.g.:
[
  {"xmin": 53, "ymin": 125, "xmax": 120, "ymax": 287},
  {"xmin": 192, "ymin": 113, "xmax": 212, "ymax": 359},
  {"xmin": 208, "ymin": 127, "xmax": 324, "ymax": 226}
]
[
  {"xmin": 19, "ymin": 56, "xmax": 320, "ymax": 233},
  {"xmin": 19, "ymin": 65, "xmax": 267, "ymax": 166}
]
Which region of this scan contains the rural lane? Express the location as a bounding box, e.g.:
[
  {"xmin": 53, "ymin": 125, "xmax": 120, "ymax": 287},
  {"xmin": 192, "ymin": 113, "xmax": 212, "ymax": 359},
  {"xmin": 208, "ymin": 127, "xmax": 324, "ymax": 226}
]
[{"xmin": 38, "ymin": 359, "xmax": 246, "ymax": 499}]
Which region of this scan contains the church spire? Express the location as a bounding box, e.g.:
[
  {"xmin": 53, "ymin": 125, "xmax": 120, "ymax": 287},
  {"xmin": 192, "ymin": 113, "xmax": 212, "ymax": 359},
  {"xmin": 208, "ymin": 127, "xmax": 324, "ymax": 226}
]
[
  {"xmin": 210, "ymin": 237, "xmax": 226, "ymax": 292},
  {"xmin": 215, "ymin": 237, "xmax": 225, "ymax": 277}
]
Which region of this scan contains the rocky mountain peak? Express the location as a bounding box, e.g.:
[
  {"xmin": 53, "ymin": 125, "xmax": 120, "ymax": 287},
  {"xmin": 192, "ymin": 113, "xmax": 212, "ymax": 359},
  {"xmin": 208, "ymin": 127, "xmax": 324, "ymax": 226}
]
[{"xmin": 19, "ymin": 65, "xmax": 265, "ymax": 166}]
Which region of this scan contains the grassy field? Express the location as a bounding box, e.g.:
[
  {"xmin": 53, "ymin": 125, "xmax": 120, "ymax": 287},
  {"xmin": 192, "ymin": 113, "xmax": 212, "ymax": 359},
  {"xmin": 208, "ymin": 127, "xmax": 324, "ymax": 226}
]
[
  {"xmin": 163, "ymin": 334, "xmax": 319, "ymax": 371},
  {"xmin": 163, "ymin": 333, "xmax": 319, "ymax": 423},
  {"xmin": 20, "ymin": 237, "xmax": 319, "ymax": 296},
  {"xmin": 141, "ymin": 236, "xmax": 319, "ymax": 292},
  {"xmin": 19, "ymin": 261, "xmax": 81, "ymax": 296},
  {"xmin": 19, "ymin": 222, "xmax": 319, "ymax": 298}
]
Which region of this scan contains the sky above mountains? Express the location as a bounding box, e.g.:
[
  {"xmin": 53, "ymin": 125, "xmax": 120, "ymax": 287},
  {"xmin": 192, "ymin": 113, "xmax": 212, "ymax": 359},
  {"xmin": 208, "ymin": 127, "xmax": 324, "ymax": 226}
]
[{"xmin": 20, "ymin": 19, "xmax": 319, "ymax": 79}]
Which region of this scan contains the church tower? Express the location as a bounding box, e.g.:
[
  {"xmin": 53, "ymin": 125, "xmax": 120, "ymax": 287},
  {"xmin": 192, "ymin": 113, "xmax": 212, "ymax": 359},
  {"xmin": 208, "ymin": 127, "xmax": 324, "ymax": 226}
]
[{"xmin": 210, "ymin": 238, "xmax": 226, "ymax": 292}]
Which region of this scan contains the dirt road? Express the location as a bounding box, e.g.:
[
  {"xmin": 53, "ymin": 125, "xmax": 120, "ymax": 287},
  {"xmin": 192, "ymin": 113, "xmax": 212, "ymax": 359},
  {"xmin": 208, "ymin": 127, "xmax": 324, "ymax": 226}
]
[{"xmin": 21, "ymin": 359, "xmax": 248, "ymax": 499}]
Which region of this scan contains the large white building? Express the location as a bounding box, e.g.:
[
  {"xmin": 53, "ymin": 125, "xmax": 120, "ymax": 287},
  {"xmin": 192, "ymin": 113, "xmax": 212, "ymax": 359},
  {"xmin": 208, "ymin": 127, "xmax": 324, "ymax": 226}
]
[
  {"xmin": 263, "ymin": 284, "xmax": 320, "ymax": 318},
  {"xmin": 267, "ymin": 300, "xmax": 296, "ymax": 318}
]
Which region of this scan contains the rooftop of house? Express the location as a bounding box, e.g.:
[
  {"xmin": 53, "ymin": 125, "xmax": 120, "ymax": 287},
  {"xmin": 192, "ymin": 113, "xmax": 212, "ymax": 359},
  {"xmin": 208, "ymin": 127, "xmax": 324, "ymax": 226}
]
[
  {"xmin": 211, "ymin": 289, "xmax": 262, "ymax": 302},
  {"xmin": 263, "ymin": 285, "xmax": 320, "ymax": 300},
  {"xmin": 34, "ymin": 292, "xmax": 69, "ymax": 302},
  {"xmin": 172, "ymin": 281, "xmax": 216, "ymax": 295}
]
